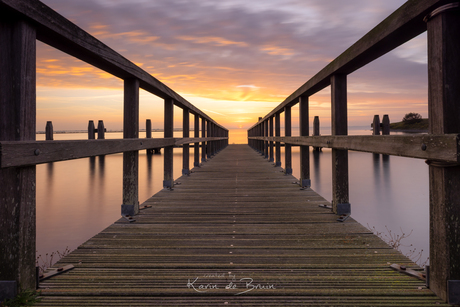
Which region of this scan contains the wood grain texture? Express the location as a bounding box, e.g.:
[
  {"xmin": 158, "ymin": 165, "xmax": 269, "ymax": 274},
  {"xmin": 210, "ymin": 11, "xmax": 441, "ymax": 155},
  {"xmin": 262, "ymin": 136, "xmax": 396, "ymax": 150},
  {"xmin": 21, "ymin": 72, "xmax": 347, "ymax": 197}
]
[{"xmin": 35, "ymin": 145, "xmax": 448, "ymax": 306}]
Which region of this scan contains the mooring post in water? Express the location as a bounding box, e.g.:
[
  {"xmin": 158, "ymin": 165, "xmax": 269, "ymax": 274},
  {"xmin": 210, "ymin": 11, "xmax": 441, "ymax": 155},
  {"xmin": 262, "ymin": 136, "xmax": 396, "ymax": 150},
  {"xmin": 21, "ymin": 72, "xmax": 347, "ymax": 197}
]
[
  {"xmin": 194, "ymin": 114, "xmax": 200, "ymax": 167},
  {"xmin": 88, "ymin": 120, "xmax": 96, "ymax": 139},
  {"xmin": 299, "ymin": 95, "xmax": 310, "ymax": 188},
  {"xmin": 382, "ymin": 115, "xmax": 390, "ymax": 135},
  {"xmin": 372, "ymin": 115, "xmax": 380, "ymax": 135},
  {"xmin": 146, "ymin": 119, "xmax": 154, "ymax": 155},
  {"xmin": 45, "ymin": 121, "xmax": 54, "ymax": 141},
  {"xmin": 97, "ymin": 120, "xmax": 105, "ymax": 139},
  {"xmin": 313, "ymin": 116, "xmax": 321, "ymax": 152},
  {"xmin": 201, "ymin": 118, "xmax": 207, "ymax": 163},
  {"xmin": 269, "ymin": 116, "xmax": 274, "ymax": 162},
  {"xmin": 163, "ymin": 98, "xmax": 174, "ymax": 189},
  {"xmin": 121, "ymin": 78, "xmax": 139, "ymax": 216},
  {"xmin": 284, "ymin": 106, "xmax": 292, "ymax": 175},
  {"xmin": 275, "ymin": 113, "xmax": 281, "ymax": 167},
  {"xmin": 183, "ymin": 108, "xmax": 190, "ymax": 175},
  {"xmin": 331, "ymin": 74, "xmax": 350, "ymax": 215},
  {"xmin": 426, "ymin": 5, "xmax": 460, "ymax": 304},
  {"xmin": 0, "ymin": 15, "xmax": 37, "ymax": 296}
]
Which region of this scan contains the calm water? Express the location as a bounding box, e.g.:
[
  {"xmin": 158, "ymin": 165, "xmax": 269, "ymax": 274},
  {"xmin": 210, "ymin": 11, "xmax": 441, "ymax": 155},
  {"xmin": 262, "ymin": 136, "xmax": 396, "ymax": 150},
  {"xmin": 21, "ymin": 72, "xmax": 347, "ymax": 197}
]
[{"xmin": 36, "ymin": 128, "xmax": 429, "ymax": 265}]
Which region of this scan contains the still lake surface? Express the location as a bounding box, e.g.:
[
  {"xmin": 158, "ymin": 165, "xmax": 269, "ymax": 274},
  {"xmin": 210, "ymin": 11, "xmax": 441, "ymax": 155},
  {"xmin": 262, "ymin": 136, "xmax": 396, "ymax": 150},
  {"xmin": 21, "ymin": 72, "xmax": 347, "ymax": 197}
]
[{"xmin": 36, "ymin": 127, "xmax": 429, "ymax": 265}]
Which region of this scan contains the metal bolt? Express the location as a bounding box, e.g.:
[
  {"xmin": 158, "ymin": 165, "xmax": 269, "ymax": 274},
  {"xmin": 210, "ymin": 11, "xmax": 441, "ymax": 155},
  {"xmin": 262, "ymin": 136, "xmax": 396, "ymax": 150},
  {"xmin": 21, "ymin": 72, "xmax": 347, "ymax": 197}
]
[
  {"xmin": 34, "ymin": 149, "xmax": 40, "ymax": 156},
  {"xmin": 421, "ymin": 144, "xmax": 427, "ymax": 151}
]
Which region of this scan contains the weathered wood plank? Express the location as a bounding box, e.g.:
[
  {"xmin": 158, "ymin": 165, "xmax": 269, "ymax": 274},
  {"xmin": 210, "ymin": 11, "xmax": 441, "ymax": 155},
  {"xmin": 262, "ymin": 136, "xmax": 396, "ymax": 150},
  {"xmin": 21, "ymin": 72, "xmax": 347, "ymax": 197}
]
[{"xmin": 250, "ymin": 134, "xmax": 460, "ymax": 163}]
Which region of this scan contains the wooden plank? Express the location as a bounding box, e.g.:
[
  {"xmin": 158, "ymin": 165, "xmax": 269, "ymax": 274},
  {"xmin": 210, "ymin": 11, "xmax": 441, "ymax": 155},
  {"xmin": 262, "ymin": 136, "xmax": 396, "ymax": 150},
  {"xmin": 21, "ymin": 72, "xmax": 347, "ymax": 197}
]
[
  {"xmin": 250, "ymin": 134, "xmax": 460, "ymax": 163},
  {"xmin": 249, "ymin": 0, "xmax": 452, "ymax": 128}
]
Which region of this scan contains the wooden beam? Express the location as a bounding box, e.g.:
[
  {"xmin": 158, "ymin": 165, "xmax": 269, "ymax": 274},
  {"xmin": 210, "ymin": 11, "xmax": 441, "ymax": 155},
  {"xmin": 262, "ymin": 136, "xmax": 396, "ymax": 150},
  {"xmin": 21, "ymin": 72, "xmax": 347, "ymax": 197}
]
[
  {"xmin": 182, "ymin": 108, "xmax": 190, "ymax": 175},
  {"xmin": 164, "ymin": 98, "xmax": 174, "ymax": 188},
  {"xmin": 194, "ymin": 114, "xmax": 200, "ymax": 167},
  {"xmin": 0, "ymin": 15, "xmax": 36, "ymax": 292},
  {"xmin": 299, "ymin": 96, "xmax": 310, "ymax": 187},
  {"xmin": 426, "ymin": 6, "xmax": 460, "ymax": 303},
  {"xmin": 122, "ymin": 78, "xmax": 139, "ymax": 216},
  {"xmin": 249, "ymin": 135, "xmax": 460, "ymax": 163},
  {"xmin": 284, "ymin": 106, "xmax": 292, "ymax": 175},
  {"xmin": 275, "ymin": 113, "xmax": 281, "ymax": 167}
]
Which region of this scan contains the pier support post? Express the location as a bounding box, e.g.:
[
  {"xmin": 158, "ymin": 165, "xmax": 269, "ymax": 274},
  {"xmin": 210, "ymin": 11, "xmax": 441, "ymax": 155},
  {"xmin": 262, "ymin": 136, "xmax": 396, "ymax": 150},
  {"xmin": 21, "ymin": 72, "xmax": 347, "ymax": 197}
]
[
  {"xmin": 121, "ymin": 78, "xmax": 139, "ymax": 216},
  {"xmin": 201, "ymin": 118, "xmax": 207, "ymax": 163},
  {"xmin": 331, "ymin": 74, "xmax": 350, "ymax": 215},
  {"xmin": 382, "ymin": 115, "xmax": 390, "ymax": 135},
  {"xmin": 264, "ymin": 120, "xmax": 269, "ymax": 159},
  {"xmin": 275, "ymin": 113, "xmax": 281, "ymax": 167},
  {"xmin": 269, "ymin": 117, "xmax": 274, "ymax": 162},
  {"xmin": 299, "ymin": 96, "xmax": 310, "ymax": 187},
  {"xmin": 0, "ymin": 16, "xmax": 37, "ymax": 294},
  {"xmin": 284, "ymin": 106, "xmax": 292, "ymax": 175},
  {"xmin": 426, "ymin": 6, "xmax": 460, "ymax": 304},
  {"xmin": 163, "ymin": 98, "xmax": 174, "ymax": 189},
  {"xmin": 313, "ymin": 116, "xmax": 321, "ymax": 152},
  {"xmin": 194, "ymin": 114, "xmax": 200, "ymax": 167},
  {"xmin": 372, "ymin": 115, "xmax": 380, "ymax": 135},
  {"xmin": 207, "ymin": 121, "xmax": 212, "ymax": 159},
  {"xmin": 182, "ymin": 108, "xmax": 190, "ymax": 175},
  {"xmin": 146, "ymin": 119, "xmax": 153, "ymax": 155}
]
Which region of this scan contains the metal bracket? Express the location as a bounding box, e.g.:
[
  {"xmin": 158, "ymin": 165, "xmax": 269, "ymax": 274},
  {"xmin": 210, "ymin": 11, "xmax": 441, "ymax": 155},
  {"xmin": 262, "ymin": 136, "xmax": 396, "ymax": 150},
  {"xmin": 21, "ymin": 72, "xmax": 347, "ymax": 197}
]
[
  {"xmin": 337, "ymin": 214, "xmax": 350, "ymax": 222},
  {"xmin": 448, "ymin": 280, "xmax": 460, "ymax": 305},
  {"xmin": 390, "ymin": 264, "xmax": 426, "ymax": 281},
  {"xmin": 319, "ymin": 204, "xmax": 332, "ymax": 210},
  {"xmin": 39, "ymin": 264, "xmax": 75, "ymax": 282},
  {"xmin": 139, "ymin": 205, "xmax": 152, "ymax": 211},
  {"xmin": 337, "ymin": 202, "xmax": 351, "ymax": 215},
  {"xmin": 0, "ymin": 281, "xmax": 17, "ymax": 302},
  {"xmin": 122, "ymin": 215, "xmax": 136, "ymax": 222}
]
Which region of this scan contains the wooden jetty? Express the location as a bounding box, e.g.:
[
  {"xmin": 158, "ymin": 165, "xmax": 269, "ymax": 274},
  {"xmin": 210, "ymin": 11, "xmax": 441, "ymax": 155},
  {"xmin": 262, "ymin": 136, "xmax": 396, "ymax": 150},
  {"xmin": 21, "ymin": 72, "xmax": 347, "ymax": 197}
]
[{"xmin": 35, "ymin": 145, "xmax": 447, "ymax": 306}]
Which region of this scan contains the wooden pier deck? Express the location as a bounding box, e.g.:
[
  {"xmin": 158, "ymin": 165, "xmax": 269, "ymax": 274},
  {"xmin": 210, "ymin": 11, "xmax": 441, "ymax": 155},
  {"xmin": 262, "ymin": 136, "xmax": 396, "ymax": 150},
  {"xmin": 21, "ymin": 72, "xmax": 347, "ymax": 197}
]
[{"xmin": 36, "ymin": 144, "xmax": 447, "ymax": 306}]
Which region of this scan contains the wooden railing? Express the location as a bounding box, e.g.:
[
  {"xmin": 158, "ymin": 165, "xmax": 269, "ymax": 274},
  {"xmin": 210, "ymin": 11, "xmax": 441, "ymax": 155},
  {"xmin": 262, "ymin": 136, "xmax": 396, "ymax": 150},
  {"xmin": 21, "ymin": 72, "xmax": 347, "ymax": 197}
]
[
  {"xmin": 0, "ymin": 0, "xmax": 228, "ymax": 297},
  {"xmin": 248, "ymin": 0, "xmax": 460, "ymax": 304}
]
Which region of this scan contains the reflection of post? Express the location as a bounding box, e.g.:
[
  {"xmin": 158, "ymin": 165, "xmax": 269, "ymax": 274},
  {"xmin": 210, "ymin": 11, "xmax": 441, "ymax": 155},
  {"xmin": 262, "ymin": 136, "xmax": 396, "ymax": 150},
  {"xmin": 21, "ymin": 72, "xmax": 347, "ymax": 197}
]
[
  {"xmin": 163, "ymin": 98, "xmax": 174, "ymax": 189},
  {"xmin": 426, "ymin": 7, "xmax": 460, "ymax": 303},
  {"xmin": 121, "ymin": 78, "xmax": 139, "ymax": 216},
  {"xmin": 46, "ymin": 121, "xmax": 53, "ymax": 140},
  {"xmin": 299, "ymin": 95, "xmax": 310, "ymax": 187},
  {"xmin": 284, "ymin": 106, "xmax": 292, "ymax": 175},
  {"xmin": 331, "ymin": 74, "xmax": 350, "ymax": 215},
  {"xmin": 182, "ymin": 108, "xmax": 190, "ymax": 175},
  {"xmin": 194, "ymin": 114, "xmax": 200, "ymax": 167}
]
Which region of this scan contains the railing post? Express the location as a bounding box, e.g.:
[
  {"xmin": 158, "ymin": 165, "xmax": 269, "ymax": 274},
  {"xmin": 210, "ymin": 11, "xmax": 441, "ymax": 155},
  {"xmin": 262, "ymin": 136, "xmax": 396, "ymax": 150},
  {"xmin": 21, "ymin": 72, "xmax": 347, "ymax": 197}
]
[
  {"xmin": 284, "ymin": 106, "xmax": 292, "ymax": 175},
  {"xmin": 0, "ymin": 16, "xmax": 37, "ymax": 294},
  {"xmin": 264, "ymin": 120, "xmax": 269, "ymax": 159},
  {"xmin": 88, "ymin": 120, "xmax": 96, "ymax": 139},
  {"xmin": 46, "ymin": 121, "xmax": 54, "ymax": 140},
  {"xmin": 163, "ymin": 98, "xmax": 174, "ymax": 189},
  {"xmin": 182, "ymin": 108, "xmax": 190, "ymax": 175},
  {"xmin": 275, "ymin": 113, "xmax": 281, "ymax": 167},
  {"xmin": 201, "ymin": 118, "xmax": 207, "ymax": 163},
  {"xmin": 257, "ymin": 117, "xmax": 263, "ymax": 154},
  {"xmin": 299, "ymin": 96, "xmax": 310, "ymax": 188},
  {"xmin": 269, "ymin": 117, "xmax": 274, "ymax": 162},
  {"xmin": 207, "ymin": 120, "xmax": 212, "ymax": 159},
  {"xmin": 121, "ymin": 78, "xmax": 139, "ymax": 216},
  {"xmin": 146, "ymin": 119, "xmax": 153, "ymax": 155},
  {"xmin": 194, "ymin": 114, "xmax": 200, "ymax": 167},
  {"xmin": 97, "ymin": 120, "xmax": 105, "ymax": 139},
  {"xmin": 331, "ymin": 74, "xmax": 350, "ymax": 215},
  {"xmin": 382, "ymin": 115, "xmax": 390, "ymax": 135},
  {"xmin": 372, "ymin": 115, "xmax": 380, "ymax": 135},
  {"xmin": 313, "ymin": 116, "xmax": 321, "ymax": 151},
  {"xmin": 426, "ymin": 6, "xmax": 460, "ymax": 304}
]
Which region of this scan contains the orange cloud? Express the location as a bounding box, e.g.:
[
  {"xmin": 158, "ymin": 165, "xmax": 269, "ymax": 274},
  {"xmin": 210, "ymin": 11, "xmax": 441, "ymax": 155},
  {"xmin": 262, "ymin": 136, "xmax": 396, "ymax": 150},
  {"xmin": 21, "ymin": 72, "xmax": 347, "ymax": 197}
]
[{"xmin": 176, "ymin": 35, "xmax": 248, "ymax": 47}]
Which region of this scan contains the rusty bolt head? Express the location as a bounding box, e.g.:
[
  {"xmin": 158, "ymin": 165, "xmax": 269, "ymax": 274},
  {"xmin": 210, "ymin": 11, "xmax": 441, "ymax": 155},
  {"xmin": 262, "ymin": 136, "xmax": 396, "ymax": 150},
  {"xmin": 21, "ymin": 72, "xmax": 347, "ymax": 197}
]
[
  {"xmin": 34, "ymin": 149, "xmax": 41, "ymax": 156},
  {"xmin": 421, "ymin": 144, "xmax": 427, "ymax": 151}
]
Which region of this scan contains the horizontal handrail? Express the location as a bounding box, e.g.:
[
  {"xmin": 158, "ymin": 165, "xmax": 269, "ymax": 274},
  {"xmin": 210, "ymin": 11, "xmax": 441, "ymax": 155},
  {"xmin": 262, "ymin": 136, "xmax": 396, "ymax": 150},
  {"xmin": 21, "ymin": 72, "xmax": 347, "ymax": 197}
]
[
  {"xmin": 0, "ymin": 137, "xmax": 226, "ymax": 168},
  {"xmin": 249, "ymin": 134, "xmax": 460, "ymax": 163},
  {"xmin": 248, "ymin": 0, "xmax": 451, "ymax": 129},
  {"xmin": 0, "ymin": 0, "xmax": 226, "ymax": 131}
]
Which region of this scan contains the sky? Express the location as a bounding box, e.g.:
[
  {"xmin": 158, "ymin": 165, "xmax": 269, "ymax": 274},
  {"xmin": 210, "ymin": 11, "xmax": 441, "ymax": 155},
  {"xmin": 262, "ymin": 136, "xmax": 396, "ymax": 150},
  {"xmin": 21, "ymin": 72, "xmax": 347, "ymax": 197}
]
[{"xmin": 36, "ymin": 0, "xmax": 428, "ymax": 131}]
